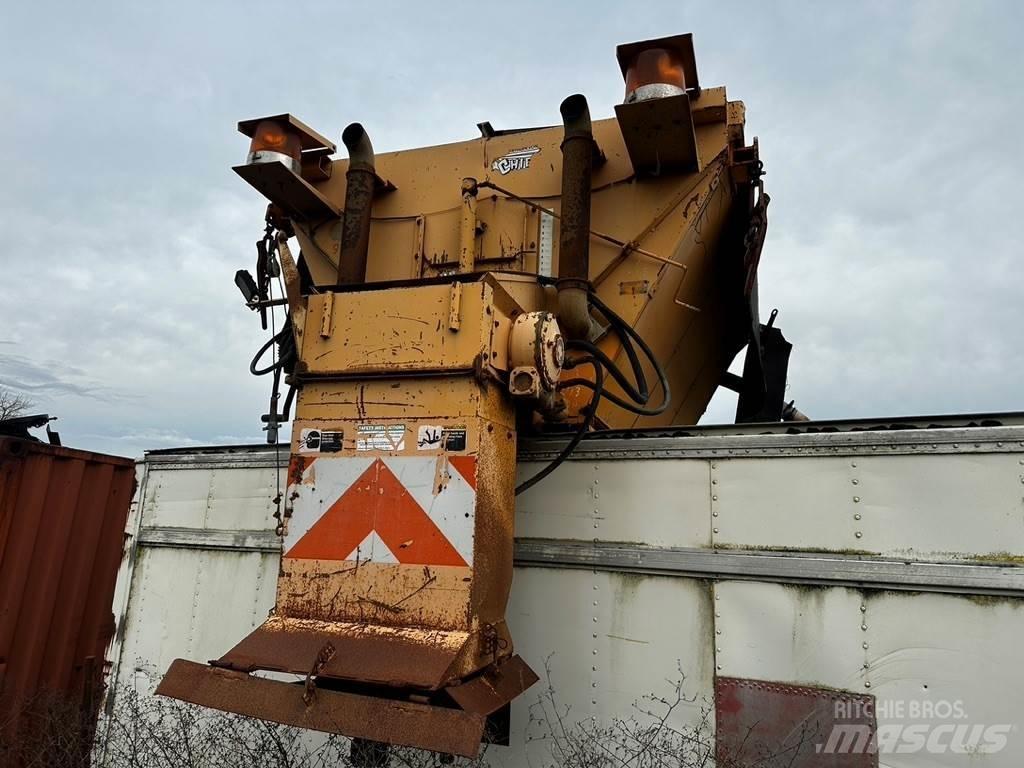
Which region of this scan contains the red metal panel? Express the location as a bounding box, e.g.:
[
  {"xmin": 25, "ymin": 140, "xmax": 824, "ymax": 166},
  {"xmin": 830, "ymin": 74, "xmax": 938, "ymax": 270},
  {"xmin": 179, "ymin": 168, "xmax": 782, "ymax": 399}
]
[
  {"xmin": 715, "ymin": 677, "xmax": 878, "ymax": 767},
  {"xmin": 0, "ymin": 438, "xmax": 135, "ymax": 729}
]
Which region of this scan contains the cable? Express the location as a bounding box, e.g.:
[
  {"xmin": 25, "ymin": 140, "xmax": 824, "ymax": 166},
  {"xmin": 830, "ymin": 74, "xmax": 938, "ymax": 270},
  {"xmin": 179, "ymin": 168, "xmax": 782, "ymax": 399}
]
[
  {"xmin": 587, "ymin": 290, "xmax": 671, "ymax": 416},
  {"xmin": 249, "ymin": 325, "xmax": 292, "ymax": 376},
  {"xmin": 515, "ymin": 357, "xmax": 603, "ymax": 496}
]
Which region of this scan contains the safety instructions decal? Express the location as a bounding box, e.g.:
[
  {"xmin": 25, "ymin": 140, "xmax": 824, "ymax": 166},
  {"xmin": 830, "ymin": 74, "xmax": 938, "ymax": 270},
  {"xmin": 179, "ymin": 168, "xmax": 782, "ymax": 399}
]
[{"xmin": 355, "ymin": 424, "xmax": 406, "ymax": 452}]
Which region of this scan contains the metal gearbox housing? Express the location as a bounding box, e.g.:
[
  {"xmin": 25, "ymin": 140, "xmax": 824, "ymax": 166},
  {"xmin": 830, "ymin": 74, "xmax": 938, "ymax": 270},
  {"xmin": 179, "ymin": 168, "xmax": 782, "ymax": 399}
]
[{"xmin": 508, "ymin": 311, "xmax": 564, "ymax": 398}]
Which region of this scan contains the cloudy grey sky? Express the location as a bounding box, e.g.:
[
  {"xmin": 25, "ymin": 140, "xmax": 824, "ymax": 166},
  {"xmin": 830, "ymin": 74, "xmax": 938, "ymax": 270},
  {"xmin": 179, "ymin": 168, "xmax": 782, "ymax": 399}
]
[{"xmin": 2, "ymin": 1, "xmax": 1021, "ymax": 457}]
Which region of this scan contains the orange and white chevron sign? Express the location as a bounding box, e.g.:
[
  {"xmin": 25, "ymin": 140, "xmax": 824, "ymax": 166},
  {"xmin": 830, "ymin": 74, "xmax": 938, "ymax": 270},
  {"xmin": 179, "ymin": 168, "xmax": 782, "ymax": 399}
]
[{"xmin": 283, "ymin": 455, "xmax": 477, "ymax": 567}]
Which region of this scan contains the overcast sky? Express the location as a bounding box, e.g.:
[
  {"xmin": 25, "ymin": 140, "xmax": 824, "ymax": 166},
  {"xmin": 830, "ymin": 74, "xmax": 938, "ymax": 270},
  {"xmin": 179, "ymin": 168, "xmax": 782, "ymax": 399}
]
[{"xmin": 2, "ymin": 1, "xmax": 1021, "ymax": 457}]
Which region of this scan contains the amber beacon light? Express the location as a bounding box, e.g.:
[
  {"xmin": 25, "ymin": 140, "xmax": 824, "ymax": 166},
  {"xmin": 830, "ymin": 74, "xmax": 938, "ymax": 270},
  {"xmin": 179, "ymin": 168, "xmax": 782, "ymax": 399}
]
[
  {"xmin": 246, "ymin": 119, "xmax": 302, "ymax": 172},
  {"xmin": 617, "ymin": 33, "xmax": 700, "ymax": 103}
]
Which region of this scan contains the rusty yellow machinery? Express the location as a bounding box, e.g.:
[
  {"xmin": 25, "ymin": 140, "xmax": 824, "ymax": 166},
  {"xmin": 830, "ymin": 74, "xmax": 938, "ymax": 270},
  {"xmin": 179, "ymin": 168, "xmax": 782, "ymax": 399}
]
[{"xmin": 157, "ymin": 32, "xmax": 797, "ymax": 762}]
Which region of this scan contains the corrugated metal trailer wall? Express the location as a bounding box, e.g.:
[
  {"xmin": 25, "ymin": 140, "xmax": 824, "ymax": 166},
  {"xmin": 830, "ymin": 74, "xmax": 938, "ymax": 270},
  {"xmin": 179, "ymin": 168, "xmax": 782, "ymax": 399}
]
[
  {"xmin": 105, "ymin": 419, "xmax": 1024, "ymax": 767},
  {"xmin": 0, "ymin": 437, "xmax": 135, "ymax": 756}
]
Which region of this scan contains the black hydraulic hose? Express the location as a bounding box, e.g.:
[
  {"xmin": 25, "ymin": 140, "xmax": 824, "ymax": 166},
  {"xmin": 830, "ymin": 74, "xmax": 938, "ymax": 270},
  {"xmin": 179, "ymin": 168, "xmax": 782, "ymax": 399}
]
[
  {"xmin": 515, "ymin": 357, "xmax": 603, "ymax": 496},
  {"xmin": 250, "ymin": 324, "xmax": 293, "ymax": 376},
  {"xmin": 587, "ymin": 290, "xmax": 671, "ymax": 416}
]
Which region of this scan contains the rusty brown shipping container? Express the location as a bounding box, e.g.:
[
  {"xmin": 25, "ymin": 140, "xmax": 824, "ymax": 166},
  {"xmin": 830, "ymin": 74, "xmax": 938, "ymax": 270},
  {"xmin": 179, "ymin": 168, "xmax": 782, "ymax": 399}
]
[{"xmin": 0, "ymin": 437, "xmax": 135, "ymax": 758}]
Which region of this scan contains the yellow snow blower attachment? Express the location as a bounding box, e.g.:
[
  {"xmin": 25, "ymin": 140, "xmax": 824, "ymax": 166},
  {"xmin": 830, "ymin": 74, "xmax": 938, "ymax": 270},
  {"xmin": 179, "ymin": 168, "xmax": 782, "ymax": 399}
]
[{"xmin": 158, "ymin": 33, "xmax": 785, "ymax": 761}]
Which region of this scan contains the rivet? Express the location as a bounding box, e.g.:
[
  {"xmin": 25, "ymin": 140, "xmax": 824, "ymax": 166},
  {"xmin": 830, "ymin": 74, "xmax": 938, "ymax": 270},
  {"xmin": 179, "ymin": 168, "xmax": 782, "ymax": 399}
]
[
  {"xmin": 594, "ymin": 522, "xmax": 599, "ymax": 529},
  {"xmin": 713, "ymin": 528, "xmax": 719, "ymax": 534},
  {"xmin": 863, "ymin": 662, "xmax": 869, "ymax": 669},
  {"xmin": 713, "ymin": 511, "xmax": 719, "ymax": 517},
  {"xmin": 854, "ymin": 513, "xmax": 861, "ymax": 520},
  {"xmin": 715, "ymin": 612, "xmax": 721, "ymax": 618},
  {"xmin": 592, "ymin": 649, "xmax": 598, "ymax": 655},
  {"xmin": 716, "ymin": 629, "xmax": 722, "ymax": 635},
  {"xmin": 953, "ymin": 443, "xmax": 959, "ymax": 449},
  {"xmin": 717, "ymin": 665, "xmax": 722, "ymax": 671},
  {"xmin": 593, "ymin": 601, "xmax": 598, "ymax": 607},
  {"xmin": 860, "ymin": 605, "xmax": 867, "ymax": 612},
  {"xmin": 716, "ymin": 594, "xmax": 721, "ymax": 601},
  {"xmin": 861, "ymin": 624, "xmax": 868, "ymax": 631},
  {"xmin": 853, "ymin": 496, "xmax": 860, "ymax": 503},
  {"xmin": 862, "ymin": 642, "xmax": 869, "ymax": 649},
  {"xmin": 712, "ymin": 495, "xmax": 718, "ymax": 501},
  {"xmin": 852, "ymin": 479, "xmax": 859, "ymax": 485},
  {"xmin": 855, "ymin": 531, "xmax": 863, "ymax": 538},
  {"xmin": 593, "ymin": 616, "xmax": 598, "ymax": 623},
  {"xmin": 592, "ymin": 682, "xmax": 597, "ymax": 688},
  {"xmin": 716, "ymin": 647, "xmax": 722, "ymax": 653},
  {"xmin": 592, "ymin": 665, "xmax": 597, "ymax": 671},
  {"xmin": 865, "ymin": 681, "xmax": 872, "ymax": 689},
  {"xmin": 591, "ymin": 699, "xmax": 597, "ymax": 705},
  {"xmin": 712, "ymin": 479, "xmax": 718, "ymax": 485}
]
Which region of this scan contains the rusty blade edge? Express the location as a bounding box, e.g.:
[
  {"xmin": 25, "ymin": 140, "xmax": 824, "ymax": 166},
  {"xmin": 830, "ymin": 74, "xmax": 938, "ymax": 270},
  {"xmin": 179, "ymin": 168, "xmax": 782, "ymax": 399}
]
[
  {"xmin": 156, "ymin": 659, "xmax": 486, "ymax": 758},
  {"xmin": 446, "ymin": 654, "xmax": 539, "ymax": 716}
]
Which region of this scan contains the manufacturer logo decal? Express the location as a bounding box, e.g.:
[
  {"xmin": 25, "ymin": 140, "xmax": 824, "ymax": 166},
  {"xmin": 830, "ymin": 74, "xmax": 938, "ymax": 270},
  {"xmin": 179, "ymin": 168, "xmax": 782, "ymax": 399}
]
[{"xmin": 491, "ymin": 146, "xmax": 540, "ymax": 175}]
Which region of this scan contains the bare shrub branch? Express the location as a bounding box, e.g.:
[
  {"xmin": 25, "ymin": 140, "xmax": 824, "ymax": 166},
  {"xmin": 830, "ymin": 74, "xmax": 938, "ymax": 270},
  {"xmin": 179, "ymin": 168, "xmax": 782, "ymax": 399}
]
[{"xmin": 0, "ymin": 387, "xmax": 33, "ymax": 421}]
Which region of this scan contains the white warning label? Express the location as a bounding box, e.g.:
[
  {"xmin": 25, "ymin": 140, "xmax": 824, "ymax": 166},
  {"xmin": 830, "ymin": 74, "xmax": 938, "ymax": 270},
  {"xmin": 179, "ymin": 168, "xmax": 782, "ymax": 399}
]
[
  {"xmin": 355, "ymin": 424, "xmax": 406, "ymax": 452},
  {"xmin": 298, "ymin": 428, "xmax": 343, "ymax": 453},
  {"xmin": 416, "ymin": 424, "xmax": 467, "ymax": 451},
  {"xmin": 417, "ymin": 425, "xmax": 443, "ymax": 450}
]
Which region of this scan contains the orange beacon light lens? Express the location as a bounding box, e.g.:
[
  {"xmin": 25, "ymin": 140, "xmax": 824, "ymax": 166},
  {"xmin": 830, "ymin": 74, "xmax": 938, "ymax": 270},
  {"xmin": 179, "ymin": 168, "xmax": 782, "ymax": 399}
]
[
  {"xmin": 624, "ymin": 48, "xmax": 687, "ymax": 103},
  {"xmin": 247, "ymin": 120, "xmax": 302, "ymax": 172}
]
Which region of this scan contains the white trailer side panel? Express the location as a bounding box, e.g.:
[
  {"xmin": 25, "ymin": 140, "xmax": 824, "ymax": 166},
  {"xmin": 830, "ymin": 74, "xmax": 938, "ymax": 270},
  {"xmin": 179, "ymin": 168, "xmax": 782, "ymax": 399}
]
[{"xmin": 105, "ymin": 419, "xmax": 1024, "ymax": 766}]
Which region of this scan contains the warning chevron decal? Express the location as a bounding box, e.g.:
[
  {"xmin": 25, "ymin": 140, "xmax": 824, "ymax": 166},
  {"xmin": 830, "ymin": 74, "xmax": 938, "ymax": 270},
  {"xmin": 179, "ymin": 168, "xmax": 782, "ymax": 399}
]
[{"xmin": 284, "ymin": 456, "xmax": 476, "ymax": 567}]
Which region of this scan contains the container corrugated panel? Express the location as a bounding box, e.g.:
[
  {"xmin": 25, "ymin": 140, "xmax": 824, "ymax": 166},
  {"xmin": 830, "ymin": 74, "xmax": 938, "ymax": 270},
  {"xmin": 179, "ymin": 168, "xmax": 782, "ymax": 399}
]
[{"xmin": 0, "ymin": 437, "xmax": 135, "ymax": 725}]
